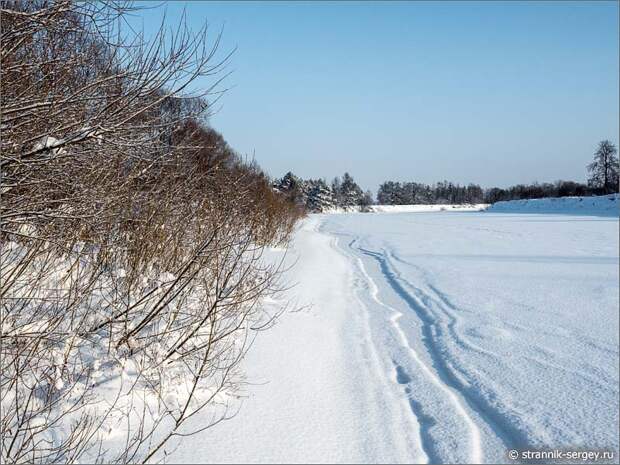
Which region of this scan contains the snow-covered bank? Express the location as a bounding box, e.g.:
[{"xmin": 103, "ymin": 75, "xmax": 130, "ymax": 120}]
[
  {"xmin": 318, "ymin": 204, "xmax": 488, "ymax": 214},
  {"xmin": 487, "ymin": 193, "xmax": 619, "ymax": 216},
  {"xmin": 321, "ymin": 194, "xmax": 620, "ymax": 216},
  {"xmin": 369, "ymin": 204, "xmax": 488, "ymax": 213}
]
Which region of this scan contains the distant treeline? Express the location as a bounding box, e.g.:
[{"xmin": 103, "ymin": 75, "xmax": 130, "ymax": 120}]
[
  {"xmin": 276, "ymin": 140, "xmax": 618, "ymax": 211},
  {"xmin": 273, "ymin": 174, "xmax": 602, "ymax": 211},
  {"xmin": 378, "ymin": 140, "xmax": 618, "ymax": 205},
  {"xmin": 377, "ymin": 179, "xmax": 603, "ymax": 205},
  {"xmin": 275, "ymin": 177, "xmax": 614, "ymax": 212},
  {"xmin": 377, "ymin": 181, "xmax": 484, "ymax": 205},
  {"xmin": 484, "ymin": 181, "xmax": 602, "ymax": 203}
]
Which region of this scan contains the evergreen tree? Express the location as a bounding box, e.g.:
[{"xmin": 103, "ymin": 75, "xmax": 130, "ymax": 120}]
[
  {"xmin": 331, "ymin": 176, "xmax": 343, "ymax": 206},
  {"xmin": 306, "ymin": 179, "xmax": 336, "ymax": 212},
  {"xmin": 360, "ymin": 190, "xmax": 374, "ymax": 211},
  {"xmin": 273, "ymin": 171, "xmax": 307, "ymax": 206},
  {"xmin": 339, "ymin": 172, "xmax": 364, "ymax": 206}
]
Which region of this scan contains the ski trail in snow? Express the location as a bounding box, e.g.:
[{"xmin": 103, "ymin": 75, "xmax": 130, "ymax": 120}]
[
  {"xmin": 373, "ymin": 247, "xmax": 533, "ymax": 454},
  {"xmin": 354, "ymin": 252, "xmax": 484, "ymax": 464},
  {"xmin": 345, "ymin": 246, "xmax": 429, "ymax": 463},
  {"xmin": 324, "ymin": 230, "xmax": 429, "ymax": 463},
  {"xmin": 386, "ymin": 250, "xmax": 503, "ymax": 361}
]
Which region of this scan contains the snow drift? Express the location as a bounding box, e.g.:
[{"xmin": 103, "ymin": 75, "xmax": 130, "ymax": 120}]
[
  {"xmin": 486, "ymin": 194, "xmax": 619, "ymax": 217},
  {"xmin": 314, "ymin": 204, "xmax": 489, "ymax": 214},
  {"xmin": 369, "ymin": 204, "xmax": 488, "ymax": 213}
]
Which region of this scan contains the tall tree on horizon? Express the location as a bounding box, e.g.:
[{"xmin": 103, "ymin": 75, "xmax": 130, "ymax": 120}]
[{"xmin": 588, "ymin": 140, "xmax": 619, "ymax": 194}]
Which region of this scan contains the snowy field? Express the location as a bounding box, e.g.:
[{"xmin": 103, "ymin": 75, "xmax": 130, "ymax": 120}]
[{"xmin": 169, "ymin": 200, "xmax": 619, "ymax": 464}]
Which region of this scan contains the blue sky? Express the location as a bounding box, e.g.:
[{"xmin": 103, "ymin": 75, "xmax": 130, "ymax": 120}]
[{"xmin": 131, "ymin": 1, "xmax": 618, "ymax": 190}]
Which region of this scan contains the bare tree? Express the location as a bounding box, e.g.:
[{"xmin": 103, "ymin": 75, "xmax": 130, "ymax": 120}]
[{"xmin": 588, "ymin": 140, "xmax": 619, "ymax": 194}]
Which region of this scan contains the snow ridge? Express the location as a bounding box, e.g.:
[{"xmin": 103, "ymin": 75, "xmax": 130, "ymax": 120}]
[{"xmin": 486, "ymin": 194, "xmax": 619, "ymax": 216}]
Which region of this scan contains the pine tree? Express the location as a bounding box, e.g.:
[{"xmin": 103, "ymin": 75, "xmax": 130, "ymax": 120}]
[
  {"xmin": 360, "ymin": 190, "xmax": 374, "ymax": 211},
  {"xmin": 339, "ymin": 172, "xmax": 364, "ymax": 206},
  {"xmin": 273, "ymin": 171, "xmax": 307, "ymax": 206},
  {"xmin": 331, "ymin": 177, "xmax": 343, "ymax": 206},
  {"xmin": 306, "ymin": 179, "xmax": 336, "ymax": 212},
  {"xmin": 377, "ymin": 181, "xmax": 396, "ymax": 204}
]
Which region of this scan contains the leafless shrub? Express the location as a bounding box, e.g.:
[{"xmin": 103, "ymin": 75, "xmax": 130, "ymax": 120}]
[{"xmin": 1, "ymin": 1, "xmax": 302, "ymax": 463}]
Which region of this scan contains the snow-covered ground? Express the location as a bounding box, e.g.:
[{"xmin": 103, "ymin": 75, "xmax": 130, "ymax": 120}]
[
  {"xmin": 369, "ymin": 204, "xmax": 488, "ymax": 213},
  {"xmin": 320, "ymin": 204, "xmax": 488, "ymax": 214},
  {"xmin": 487, "ymin": 193, "xmax": 618, "ymax": 216},
  {"xmin": 169, "ymin": 203, "xmax": 619, "ymax": 464}
]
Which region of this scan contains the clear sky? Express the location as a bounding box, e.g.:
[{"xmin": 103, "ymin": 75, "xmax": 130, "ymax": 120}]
[{"xmin": 131, "ymin": 1, "xmax": 619, "ymax": 191}]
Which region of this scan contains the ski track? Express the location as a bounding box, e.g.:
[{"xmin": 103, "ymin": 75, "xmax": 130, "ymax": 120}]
[
  {"xmin": 326, "ymin": 226, "xmax": 487, "ymax": 464},
  {"xmin": 370, "ymin": 247, "xmax": 535, "ymax": 451},
  {"xmin": 329, "ymin": 234, "xmax": 428, "ymax": 464},
  {"xmin": 354, "ymin": 251, "xmax": 483, "ymax": 464},
  {"xmin": 325, "ymin": 221, "xmax": 550, "ymax": 464},
  {"xmin": 388, "ymin": 249, "xmax": 619, "ymax": 395},
  {"xmin": 387, "ymin": 250, "xmax": 501, "ymax": 362}
]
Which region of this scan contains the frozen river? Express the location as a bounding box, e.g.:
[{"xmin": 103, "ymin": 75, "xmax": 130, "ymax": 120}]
[{"xmin": 171, "ymin": 209, "xmax": 619, "ymax": 464}]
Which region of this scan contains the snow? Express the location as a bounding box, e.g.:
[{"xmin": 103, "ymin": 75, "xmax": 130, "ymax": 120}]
[
  {"xmin": 319, "ymin": 194, "xmax": 618, "ymax": 216},
  {"xmin": 5, "ymin": 197, "xmax": 616, "ymax": 462},
  {"xmin": 33, "ymin": 135, "xmax": 65, "ymax": 156},
  {"xmin": 369, "ymin": 204, "xmax": 488, "ymax": 213},
  {"xmin": 487, "ymin": 194, "xmax": 619, "ymax": 217},
  {"xmin": 167, "ymin": 206, "xmax": 619, "ymax": 463},
  {"xmin": 316, "ymin": 204, "xmax": 488, "ymax": 214},
  {"xmin": 1, "ymin": 237, "xmax": 247, "ymax": 463},
  {"xmin": 166, "ymin": 216, "xmax": 419, "ymax": 463}
]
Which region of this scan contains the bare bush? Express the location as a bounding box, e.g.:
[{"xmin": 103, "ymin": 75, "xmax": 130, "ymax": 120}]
[{"xmin": 1, "ymin": 1, "xmax": 302, "ymax": 462}]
